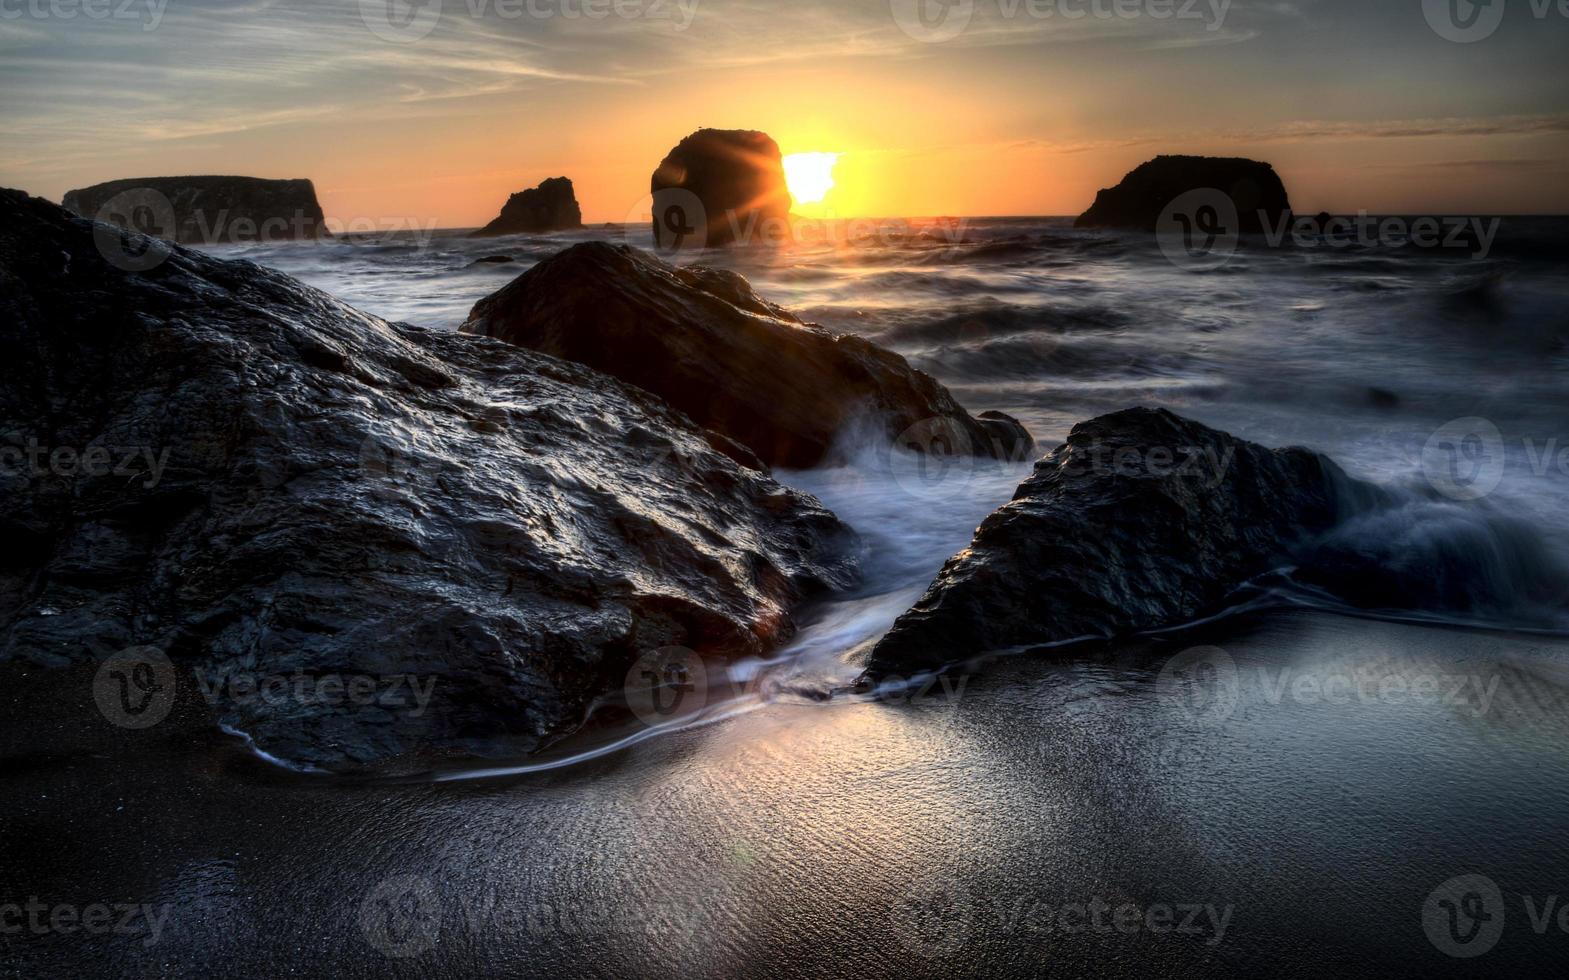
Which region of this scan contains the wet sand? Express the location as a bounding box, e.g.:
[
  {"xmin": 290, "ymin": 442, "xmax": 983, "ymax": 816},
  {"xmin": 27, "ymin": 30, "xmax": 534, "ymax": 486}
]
[{"xmin": 5, "ymin": 610, "xmax": 1569, "ymax": 978}]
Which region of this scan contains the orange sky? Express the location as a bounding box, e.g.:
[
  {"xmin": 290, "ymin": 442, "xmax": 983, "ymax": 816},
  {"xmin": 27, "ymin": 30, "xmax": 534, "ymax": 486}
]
[{"xmin": 3, "ymin": 1, "xmax": 1567, "ymax": 224}]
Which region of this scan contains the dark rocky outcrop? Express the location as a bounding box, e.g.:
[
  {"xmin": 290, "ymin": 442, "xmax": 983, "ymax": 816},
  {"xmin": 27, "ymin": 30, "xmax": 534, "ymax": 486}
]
[
  {"xmin": 865, "ymin": 408, "xmax": 1355, "ymax": 675},
  {"xmin": 0, "ymin": 188, "xmax": 857, "ymax": 770},
  {"xmin": 460, "ymin": 242, "xmax": 1031, "ymax": 468},
  {"xmin": 62, "ymin": 176, "xmax": 327, "ymax": 243},
  {"xmin": 472, "ymin": 177, "xmax": 583, "ymax": 237},
  {"xmin": 650, "ymin": 129, "xmax": 792, "ymax": 248},
  {"xmin": 1074, "ymin": 156, "xmax": 1290, "ymax": 233}
]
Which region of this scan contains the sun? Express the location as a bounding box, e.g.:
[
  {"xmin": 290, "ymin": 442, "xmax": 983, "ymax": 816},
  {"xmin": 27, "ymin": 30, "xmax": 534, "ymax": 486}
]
[{"xmin": 782, "ymin": 152, "xmax": 839, "ymax": 207}]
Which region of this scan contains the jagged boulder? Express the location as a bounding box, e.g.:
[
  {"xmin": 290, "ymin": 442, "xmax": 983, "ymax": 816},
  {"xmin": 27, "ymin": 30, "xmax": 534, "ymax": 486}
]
[
  {"xmin": 472, "ymin": 177, "xmax": 583, "ymax": 237},
  {"xmin": 650, "ymin": 129, "xmax": 792, "ymax": 248},
  {"xmin": 0, "ymin": 188, "xmax": 858, "ymax": 770},
  {"xmin": 62, "ymin": 176, "xmax": 327, "ymax": 243},
  {"xmin": 865, "ymin": 408, "xmax": 1357, "ymax": 675},
  {"xmin": 460, "ymin": 242, "xmax": 1032, "ymax": 468},
  {"xmin": 1074, "ymin": 156, "xmax": 1291, "ymax": 233}
]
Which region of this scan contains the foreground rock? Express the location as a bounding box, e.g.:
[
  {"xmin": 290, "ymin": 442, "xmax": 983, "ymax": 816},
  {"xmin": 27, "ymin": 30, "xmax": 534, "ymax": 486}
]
[
  {"xmin": 0, "ymin": 188, "xmax": 857, "ymax": 770},
  {"xmin": 1074, "ymin": 155, "xmax": 1290, "ymax": 233},
  {"xmin": 472, "ymin": 177, "xmax": 583, "ymax": 237},
  {"xmin": 461, "ymin": 242, "xmax": 1033, "ymax": 468},
  {"xmin": 651, "ymin": 129, "xmax": 792, "ymax": 248},
  {"xmin": 866, "ymin": 408, "xmax": 1353, "ymax": 675},
  {"xmin": 62, "ymin": 176, "xmax": 327, "ymax": 243}
]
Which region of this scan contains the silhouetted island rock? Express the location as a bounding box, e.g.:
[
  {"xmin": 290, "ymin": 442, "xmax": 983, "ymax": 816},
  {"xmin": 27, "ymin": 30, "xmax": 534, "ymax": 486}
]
[
  {"xmin": 62, "ymin": 175, "xmax": 327, "ymax": 243},
  {"xmin": 651, "ymin": 129, "xmax": 793, "ymax": 248},
  {"xmin": 0, "ymin": 187, "xmax": 857, "ymax": 771},
  {"xmin": 460, "ymin": 242, "xmax": 1032, "ymax": 468},
  {"xmin": 472, "ymin": 177, "xmax": 583, "ymax": 237},
  {"xmin": 865, "ymin": 408, "xmax": 1357, "ymax": 676},
  {"xmin": 1074, "ymin": 155, "xmax": 1291, "ymax": 233}
]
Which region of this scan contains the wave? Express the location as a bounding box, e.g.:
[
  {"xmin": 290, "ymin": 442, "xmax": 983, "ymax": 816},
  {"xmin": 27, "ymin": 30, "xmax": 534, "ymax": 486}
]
[{"xmin": 1285, "ymin": 476, "xmax": 1569, "ymax": 632}]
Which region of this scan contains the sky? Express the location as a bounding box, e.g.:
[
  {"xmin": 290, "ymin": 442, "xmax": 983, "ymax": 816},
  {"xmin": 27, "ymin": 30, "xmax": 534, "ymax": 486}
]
[{"xmin": 2, "ymin": 0, "xmax": 1567, "ymax": 224}]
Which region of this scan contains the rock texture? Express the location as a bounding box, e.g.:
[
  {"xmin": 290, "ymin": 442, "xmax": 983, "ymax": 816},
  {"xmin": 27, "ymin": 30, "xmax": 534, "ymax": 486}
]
[
  {"xmin": 650, "ymin": 129, "xmax": 792, "ymax": 248},
  {"xmin": 461, "ymin": 242, "xmax": 1031, "ymax": 468},
  {"xmin": 62, "ymin": 176, "xmax": 327, "ymax": 243},
  {"xmin": 1074, "ymin": 156, "xmax": 1290, "ymax": 233},
  {"xmin": 472, "ymin": 177, "xmax": 583, "ymax": 237},
  {"xmin": 0, "ymin": 188, "xmax": 858, "ymax": 770},
  {"xmin": 866, "ymin": 408, "xmax": 1355, "ymax": 675}
]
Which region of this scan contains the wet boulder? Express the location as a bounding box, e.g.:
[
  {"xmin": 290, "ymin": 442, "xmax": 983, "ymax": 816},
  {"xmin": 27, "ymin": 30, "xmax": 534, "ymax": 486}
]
[
  {"xmin": 0, "ymin": 188, "xmax": 858, "ymax": 771},
  {"xmin": 460, "ymin": 242, "xmax": 1031, "ymax": 468},
  {"xmin": 865, "ymin": 408, "xmax": 1355, "ymax": 676}
]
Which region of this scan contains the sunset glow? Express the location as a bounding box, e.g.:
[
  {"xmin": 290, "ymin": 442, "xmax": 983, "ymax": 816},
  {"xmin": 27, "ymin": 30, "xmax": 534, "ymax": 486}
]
[{"xmin": 782, "ymin": 152, "xmax": 840, "ymax": 210}]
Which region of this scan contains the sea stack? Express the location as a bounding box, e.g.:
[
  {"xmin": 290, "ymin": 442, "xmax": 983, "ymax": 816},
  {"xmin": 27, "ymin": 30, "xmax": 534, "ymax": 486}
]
[
  {"xmin": 62, "ymin": 176, "xmax": 327, "ymax": 243},
  {"xmin": 1074, "ymin": 155, "xmax": 1291, "ymax": 233},
  {"xmin": 650, "ymin": 129, "xmax": 793, "ymax": 248},
  {"xmin": 472, "ymin": 177, "xmax": 583, "ymax": 237}
]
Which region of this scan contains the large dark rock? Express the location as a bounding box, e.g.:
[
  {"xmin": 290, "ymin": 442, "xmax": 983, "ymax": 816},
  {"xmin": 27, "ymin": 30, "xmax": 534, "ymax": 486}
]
[
  {"xmin": 865, "ymin": 408, "xmax": 1354, "ymax": 675},
  {"xmin": 651, "ymin": 129, "xmax": 792, "ymax": 248},
  {"xmin": 460, "ymin": 242, "xmax": 1032, "ymax": 468},
  {"xmin": 62, "ymin": 176, "xmax": 327, "ymax": 243},
  {"xmin": 472, "ymin": 176, "xmax": 583, "ymax": 237},
  {"xmin": 0, "ymin": 188, "xmax": 858, "ymax": 770},
  {"xmin": 1073, "ymin": 155, "xmax": 1291, "ymax": 233}
]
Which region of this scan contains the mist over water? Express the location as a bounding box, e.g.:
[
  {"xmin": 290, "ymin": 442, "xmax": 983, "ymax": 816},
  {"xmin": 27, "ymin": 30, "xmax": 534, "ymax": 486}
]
[{"xmin": 217, "ymin": 216, "xmax": 1569, "ymax": 653}]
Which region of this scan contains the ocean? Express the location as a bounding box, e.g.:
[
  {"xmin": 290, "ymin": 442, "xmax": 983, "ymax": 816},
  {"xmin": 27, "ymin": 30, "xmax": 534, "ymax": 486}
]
[{"xmin": 12, "ymin": 216, "xmax": 1558, "ymax": 976}]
